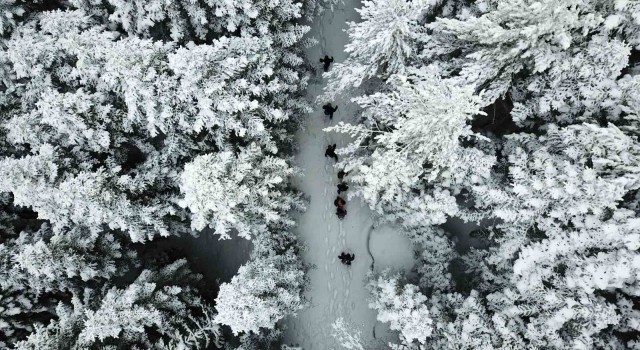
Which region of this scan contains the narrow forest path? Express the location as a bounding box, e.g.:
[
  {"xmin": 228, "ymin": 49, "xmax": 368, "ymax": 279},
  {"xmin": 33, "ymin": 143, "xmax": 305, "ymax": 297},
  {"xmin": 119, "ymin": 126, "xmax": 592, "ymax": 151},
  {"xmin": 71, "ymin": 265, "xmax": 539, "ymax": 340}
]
[{"xmin": 281, "ymin": 3, "xmax": 415, "ymax": 349}]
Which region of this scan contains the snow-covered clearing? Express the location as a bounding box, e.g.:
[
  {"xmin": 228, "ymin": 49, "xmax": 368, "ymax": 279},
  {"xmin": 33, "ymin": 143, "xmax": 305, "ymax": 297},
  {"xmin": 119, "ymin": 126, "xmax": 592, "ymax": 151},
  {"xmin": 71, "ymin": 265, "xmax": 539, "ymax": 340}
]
[{"xmin": 281, "ymin": 3, "xmax": 415, "ymax": 349}]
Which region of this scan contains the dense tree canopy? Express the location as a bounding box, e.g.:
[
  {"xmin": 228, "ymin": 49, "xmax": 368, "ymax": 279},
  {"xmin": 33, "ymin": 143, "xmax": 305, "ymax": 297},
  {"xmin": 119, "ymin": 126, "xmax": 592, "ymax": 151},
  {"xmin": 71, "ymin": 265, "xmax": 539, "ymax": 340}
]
[
  {"xmin": 326, "ymin": 0, "xmax": 640, "ymax": 348},
  {"xmin": 0, "ymin": 0, "xmax": 315, "ymax": 346}
]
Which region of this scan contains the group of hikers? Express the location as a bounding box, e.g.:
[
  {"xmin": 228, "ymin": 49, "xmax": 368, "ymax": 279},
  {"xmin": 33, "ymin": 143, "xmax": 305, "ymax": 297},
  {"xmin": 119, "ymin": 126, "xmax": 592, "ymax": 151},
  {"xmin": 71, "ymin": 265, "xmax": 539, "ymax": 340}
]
[
  {"xmin": 333, "ymin": 170, "xmax": 349, "ymax": 220},
  {"xmin": 321, "ymin": 55, "xmax": 355, "ymax": 267}
]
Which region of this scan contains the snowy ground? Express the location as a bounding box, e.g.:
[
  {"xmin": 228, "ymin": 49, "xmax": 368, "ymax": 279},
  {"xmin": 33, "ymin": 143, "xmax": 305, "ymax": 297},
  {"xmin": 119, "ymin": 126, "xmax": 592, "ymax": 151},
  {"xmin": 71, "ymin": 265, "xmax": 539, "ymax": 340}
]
[{"xmin": 281, "ymin": 3, "xmax": 415, "ymax": 349}]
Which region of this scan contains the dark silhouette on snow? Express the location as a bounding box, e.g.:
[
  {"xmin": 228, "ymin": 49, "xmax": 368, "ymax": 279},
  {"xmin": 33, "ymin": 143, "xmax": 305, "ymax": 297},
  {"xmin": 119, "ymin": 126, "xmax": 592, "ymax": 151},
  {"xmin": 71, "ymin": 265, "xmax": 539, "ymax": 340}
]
[
  {"xmin": 337, "ymin": 183, "xmax": 349, "ymax": 194},
  {"xmin": 325, "ymin": 144, "xmax": 338, "ymax": 162},
  {"xmin": 338, "ymin": 252, "xmax": 355, "ymax": 265},
  {"xmin": 334, "ymin": 196, "xmax": 346, "ymax": 208},
  {"xmin": 336, "ymin": 207, "xmax": 347, "ymax": 220},
  {"xmin": 322, "ymin": 103, "xmax": 338, "ymax": 119},
  {"xmin": 337, "ymin": 170, "xmax": 348, "ymax": 181},
  {"xmin": 320, "ymin": 55, "xmax": 334, "ymax": 72}
]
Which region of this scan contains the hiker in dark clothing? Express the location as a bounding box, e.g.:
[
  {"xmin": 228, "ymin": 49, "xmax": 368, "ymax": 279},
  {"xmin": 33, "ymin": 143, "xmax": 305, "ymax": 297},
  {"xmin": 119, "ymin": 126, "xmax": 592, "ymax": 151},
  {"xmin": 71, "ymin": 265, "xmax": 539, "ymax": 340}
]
[
  {"xmin": 338, "ymin": 252, "xmax": 355, "ymax": 265},
  {"xmin": 325, "ymin": 144, "xmax": 338, "ymax": 162},
  {"xmin": 336, "ymin": 207, "xmax": 347, "ymax": 219},
  {"xmin": 320, "ymin": 55, "xmax": 334, "ymax": 72},
  {"xmin": 336, "ymin": 206, "xmax": 347, "ymax": 220},
  {"xmin": 337, "ymin": 183, "xmax": 349, "ymax": 194},
  {"xmin": 337, "ymin": 170, "xmax": 348, "ymax": 181},
  {"xmin": 334, "ymin": 196, "xmax": 346, "ymax": 208},
  {"xmin": 322, "ymin": 103, "xmax": 338, "ymax": 119}
]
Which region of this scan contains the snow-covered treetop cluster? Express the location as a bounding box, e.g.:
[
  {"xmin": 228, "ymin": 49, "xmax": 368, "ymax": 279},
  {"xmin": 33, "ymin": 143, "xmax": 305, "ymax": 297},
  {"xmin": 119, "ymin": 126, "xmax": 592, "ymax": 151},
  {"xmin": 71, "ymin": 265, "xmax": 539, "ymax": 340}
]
[
  {"xmin": 326, "ymin": 0, "xmax": 640, "ymax": 348},
  {"xmin": 0, "ymin": 0, "xmax": 314, "ymax": 348}
]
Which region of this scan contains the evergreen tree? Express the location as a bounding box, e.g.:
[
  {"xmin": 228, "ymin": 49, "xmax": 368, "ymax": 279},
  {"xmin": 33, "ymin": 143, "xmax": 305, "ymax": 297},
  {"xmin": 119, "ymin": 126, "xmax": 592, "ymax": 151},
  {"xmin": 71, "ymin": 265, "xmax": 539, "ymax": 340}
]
[
  {"xmin": 180, "ymin": 143, "xmax": 304, "ymax": 240},
  {"xmin": 15, "ymin": 260, "xmax": 221, "ymax": 349},
  {"xmin": 0, "ymin": 9, "xmax": 306, "ymax": 242},
  {"xmin": 214, "ymin": 236, "xmax": 305, "ymax": 335},
  {"xmin": 367, "ymin": 272, "xmax": 433, "ymax": 345},
  {"xmin": 325, "ymin": 67, "xmax": 494, "ymax": 228}
]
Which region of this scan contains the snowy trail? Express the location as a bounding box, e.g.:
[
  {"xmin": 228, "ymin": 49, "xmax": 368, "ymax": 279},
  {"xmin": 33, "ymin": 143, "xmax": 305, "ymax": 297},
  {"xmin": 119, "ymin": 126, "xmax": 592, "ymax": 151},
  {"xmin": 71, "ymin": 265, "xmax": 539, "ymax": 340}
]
[{"xmin": 281, "ymin": 4, "xmax": 415, "ymax": 349}]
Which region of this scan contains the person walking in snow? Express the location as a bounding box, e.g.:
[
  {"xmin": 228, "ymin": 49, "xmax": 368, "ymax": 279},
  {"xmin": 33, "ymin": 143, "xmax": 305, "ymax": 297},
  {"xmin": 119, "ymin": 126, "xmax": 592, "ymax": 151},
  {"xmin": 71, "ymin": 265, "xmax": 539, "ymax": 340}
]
[
  {"xmin": 325, "ymin": 144, "xmax": 338, "ymax": 162},
  {"xmin": 334, "ymin": 196, "xmax": 346, "ymax": 208},
  {"xmin": 336, "ymin": 206, "xmax": 347, "ymax": 220},
  {"xmin": 320, "ymin": 55, "xmax": 334, "ymax": 72},
  {"xmin": 337, "ymin": 183, "xmax": 349, "ymax": 194},
  {"xmin": 322, "ymin": 103, "xmax": 338, "ymax": 120},
  {"xmin": 338, "ymin": 252, "xmax": 355, "ymax": 265}
]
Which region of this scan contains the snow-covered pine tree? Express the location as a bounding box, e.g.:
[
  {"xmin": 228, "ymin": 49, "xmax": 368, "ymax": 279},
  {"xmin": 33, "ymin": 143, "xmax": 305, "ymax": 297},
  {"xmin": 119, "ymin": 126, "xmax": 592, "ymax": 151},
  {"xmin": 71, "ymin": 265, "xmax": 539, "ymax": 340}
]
[
  {"xmin": 322, "ymin": 0, "xmax": 422, "ymax": 99},
  {"xmin": 11, "ymin": 225, "xmax": 136, "ymax": 293},
  {"xmin": 0, "ymin": 9, "xmax": 306, "ymax": 242},
  {"xmin": 0, "ymin": 243, "xmax": 49, "ymax": 348},
  {"xmin": 428, "ymin": 0, "xmax": 640, "ymax": 124},
  {"xmin": 326, "ymin": 0, "xmax": 640, "ymax": 348},
  {"xmin": 180, "ymin": 143, "xmax": 304, "ymax": 240},
  {"xmin": 14, "ymin": 259, "xmax": 222, "ymax": 349},
  {"xmin": 471, "ymin": 123, "xmax": 640, "ymax": 289},
  {"xmin": 214, "ymin": 232, "xmax": 306, "ymax": 334},
  {"xmin": 367, "ymin": 272, "xmax": 433, "ymax": 346},
  {"xmin": 325, "ymin": 66, "xmax": 494, "ymax": 229},
  {"xmin": 0, "ymin": 0, "xmax": 312, "ymax": 348},
  {"xmin": 70, "ymin": 0, "xmax": 306, "ymax": 42},
  {"xmin": 409, "ymin": 226, "xmax": 457, "ymax": 293},
  {"xmin": 0, "ymin": 192, "xmax": 147, "ymax": 347},
  {"xmin": 456, "ymin": 122, "xmax": 640, "ymax": 348},
  {"xmin": 0, "ymin": 197, "xmax": 56, "ymax": 348}
]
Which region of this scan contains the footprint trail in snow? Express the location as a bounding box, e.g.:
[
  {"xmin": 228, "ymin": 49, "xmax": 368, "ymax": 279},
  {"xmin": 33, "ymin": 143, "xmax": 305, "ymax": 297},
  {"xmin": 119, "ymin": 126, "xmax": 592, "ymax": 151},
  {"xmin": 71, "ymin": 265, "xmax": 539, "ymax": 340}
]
[{"xmin": 281, "ymin": 1, "xmax": 415, "ymax": 349}]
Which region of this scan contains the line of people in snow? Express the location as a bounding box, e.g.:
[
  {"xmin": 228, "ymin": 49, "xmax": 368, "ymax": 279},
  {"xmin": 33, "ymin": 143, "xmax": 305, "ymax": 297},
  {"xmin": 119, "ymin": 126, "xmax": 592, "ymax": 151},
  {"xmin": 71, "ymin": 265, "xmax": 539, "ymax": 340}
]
[
  {"xmin": 321, "ymin": 54, "xmax": 354, "ymax": 267},
  {"xmin": 333, "ymin": 170, "xmax": 348, "ymax": 219},
  {"xmin": 335, "ymin": 170, "xmax": 352, "ymax": 265}
]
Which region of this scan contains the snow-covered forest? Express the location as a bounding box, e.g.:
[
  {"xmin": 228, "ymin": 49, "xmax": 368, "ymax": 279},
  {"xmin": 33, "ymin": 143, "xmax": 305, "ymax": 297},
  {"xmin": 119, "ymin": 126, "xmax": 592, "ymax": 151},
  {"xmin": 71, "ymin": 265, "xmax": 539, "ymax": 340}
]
[{"xmin": 0, "ymin": 0, "xmax": 639, "ymax": 349}]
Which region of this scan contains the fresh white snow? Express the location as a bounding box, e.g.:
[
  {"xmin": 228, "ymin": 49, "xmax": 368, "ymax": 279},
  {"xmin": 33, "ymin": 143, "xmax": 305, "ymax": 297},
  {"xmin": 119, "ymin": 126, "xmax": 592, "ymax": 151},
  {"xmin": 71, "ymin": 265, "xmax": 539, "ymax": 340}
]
[{"xmin": 281, "ymin": 4, "xmax": 416, "ymax": 349}]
